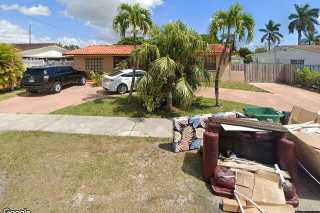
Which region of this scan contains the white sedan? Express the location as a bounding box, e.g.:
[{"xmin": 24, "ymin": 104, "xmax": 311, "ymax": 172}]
[{"xmin": 102, "ymin": 69, "xmax": 145, "ymax": 94}]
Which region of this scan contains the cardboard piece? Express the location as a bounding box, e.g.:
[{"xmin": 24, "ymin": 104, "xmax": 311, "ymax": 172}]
[
  {"xmin": 289, "ymin": 131, "xmax": 320, "ymax": 182},
  {"xmin": 290, "ymin": 131, "xmax": 320, "ymax": 150},
  {"xmin": 288, "ymin": 106, "xmax": 318, "ymax": 124}
]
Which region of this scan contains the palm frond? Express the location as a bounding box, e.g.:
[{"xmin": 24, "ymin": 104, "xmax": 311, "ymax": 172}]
[{"xmin": 174, "ymin": 77, "xmax": 194, "ymax": 109}]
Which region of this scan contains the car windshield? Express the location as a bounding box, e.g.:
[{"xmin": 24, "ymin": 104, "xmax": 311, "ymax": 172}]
[
  {"xmin": 25, "ymin": 68, "xmax": 47, "ymax": 75},
  {"xmin": 110, "ymin": 71, "xmax": 123, "ymax": 77}
]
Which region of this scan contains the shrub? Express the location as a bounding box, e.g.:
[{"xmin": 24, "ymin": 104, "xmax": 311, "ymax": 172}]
[
  {"xmin": 89, "ymin": 71, "xmax": 103, "ymax": 87},
  {"xmin": 297, "ymin": 67, "xmax": 320, "ymax": 89},
  {"xmin": 0, "ymin": 44, "xmax": 25, "ymax": 90}
]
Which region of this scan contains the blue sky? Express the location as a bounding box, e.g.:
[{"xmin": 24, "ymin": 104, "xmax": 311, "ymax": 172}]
[{"xmin": 0, "ymin": 0, "xmax": 319, "ymax": 48}]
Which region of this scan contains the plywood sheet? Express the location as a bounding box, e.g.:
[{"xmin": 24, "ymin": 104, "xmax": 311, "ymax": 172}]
[
  {"xmin": 252, "ymin": 176, "xmax": 286, "ymax": 205},
  {"xmin": 236, "ymin": 170, "xmax": 255, "ymax": 188}
]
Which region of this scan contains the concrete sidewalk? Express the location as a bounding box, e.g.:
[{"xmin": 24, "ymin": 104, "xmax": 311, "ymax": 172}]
[{"xmin": 0, "ymin": 113, "xmax": 173, "ymax": 138}]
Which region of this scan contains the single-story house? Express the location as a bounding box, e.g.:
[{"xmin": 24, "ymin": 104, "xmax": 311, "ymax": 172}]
[
  {"xmin": 252, "ymin": 45, "xmax": 320, "ymax": 65},
  {"xmin": 64, "ymin": 44, "xmax": 226, "ymax": 73},
  {"xmin": 13, "ymin": 43, "xmax": 72, "ymax": 67},
  {"xmin": 64, "ymin": 45, "xmax": 134, "ymax": 73}
]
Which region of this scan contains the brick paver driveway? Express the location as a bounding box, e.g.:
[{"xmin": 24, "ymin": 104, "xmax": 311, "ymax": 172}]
[
  {"xmin": 0, "ymin": 84, "xmax": 109, "ymax": 114},
  {"xmin": 196, "ymin": 83, "xmax": 320, "ymax": 112}
]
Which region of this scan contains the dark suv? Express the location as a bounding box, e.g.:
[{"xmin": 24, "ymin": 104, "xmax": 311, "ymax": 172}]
[{"xmin": 21, "ymin": 66, "xmax": 86, "ymax": 93}]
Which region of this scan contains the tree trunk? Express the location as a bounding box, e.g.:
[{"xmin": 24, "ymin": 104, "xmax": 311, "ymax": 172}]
[
  {"xmin": 268, "ymin": 39, "xmax": 271, "ymax": 51},
  {"xmin": 298, "ymin": 30, "xmax": 302, "ymax": 45},
  {"xmin": 128, "ymin": 31, "xmax": 137, "ymax": 103},
  {"xmin": 214, "ymin": 28, "xmax": 230, "ymax": 107},
  {"xmin": 166, "ymin": 91, "xmax": 173, "ymax": 112}
]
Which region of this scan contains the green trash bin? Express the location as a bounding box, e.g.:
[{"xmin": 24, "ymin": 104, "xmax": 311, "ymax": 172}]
[{"xmin": 243, "ymin": 106, "xmax": 283, "ymax": 123}]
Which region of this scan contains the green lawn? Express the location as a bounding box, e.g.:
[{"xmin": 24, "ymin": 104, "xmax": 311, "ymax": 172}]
[
  {"xmin": 203, "ymin": 79, "xmax": 268, "ymax": 93},
  {"xmin": 216, "ymin": 81, "xmax": 268, "ymax": 92},
  {"xmin": 52, "ymin": 96, "xmax": 251, "ymax": 118},
  {"xmin": 0, "ymin": 131, "xmax": 221, "ymax": 212},
  {"xmin": 0, "ymin": 89, "xmax": 25, "ymax": 102}
]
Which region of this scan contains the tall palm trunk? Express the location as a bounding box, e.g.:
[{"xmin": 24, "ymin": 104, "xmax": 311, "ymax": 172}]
[
  {"xmin": 268, "ymin": 39, "xmax": 271, "ymax": 51},
  {"xmin": 214, "ymin": 27, "xmax": 230, "ymax": 106},
  {"xmin": 128, "ymin": 30, "xmax": 137, "ymax": 103},
  {"xmin": 298, "ymin": 30, "xmax": 302, "ymax": 45}
]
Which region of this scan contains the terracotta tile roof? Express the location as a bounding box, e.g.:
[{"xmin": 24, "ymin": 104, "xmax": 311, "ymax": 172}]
[
  {"xmin": 208, "ymin": 44, "xmax": 225, "ymax": 54},
  {"xmin": 12, "ymin": 43, "xmax": 58, "ymax": 51},
  {"xmin": 64, "ymin": 45, "xmax": 136, "ymax": 56}
]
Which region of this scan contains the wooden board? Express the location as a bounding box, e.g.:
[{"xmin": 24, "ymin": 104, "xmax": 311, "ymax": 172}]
[
  {"xmin": 218, "ymin": 160, "xmax": 291, "ymax": 179},
  {"xmin": 245, "ymin": 204, "xmax": 295, "ymax": 213},
  {"xmin": 222, "ymin": 199, "xmax": 294, "ymax": 213},
  {"xmin": 208, "ymin": 118, "xmax": 288, "ymax": 132},
  {"xmin": 222, "ymin": 198, "xmax": 246, "ymax": 213},
  {"xmin": 252, "ymin": 176, "xmax": 286, "ymax": 206}
]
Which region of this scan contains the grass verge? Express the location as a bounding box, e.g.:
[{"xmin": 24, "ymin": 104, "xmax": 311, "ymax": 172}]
[
  {"xmin": 0, "ymin": 131, "xmax": 221, "ymax": 212},
  {"xmin": 0, "ymin": 89, "xmax": 25, "ymax": 102},
  {"xmin": 52, "ymin": 96, "xmax": 251, "ymax": 118}
]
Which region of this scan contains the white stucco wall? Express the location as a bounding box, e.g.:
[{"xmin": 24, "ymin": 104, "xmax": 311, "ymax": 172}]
[
  {"xmin": 252, "ymin": 47, "xmax": 320, "ymax": 65},
  {"xmin": 20, "ymin": 46, "xmax": 67, "ymax": 58}
]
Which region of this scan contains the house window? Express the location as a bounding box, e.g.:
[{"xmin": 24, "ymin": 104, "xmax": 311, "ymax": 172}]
[
  {"xmin": 113, "ymin": 56, "xmax": 129, "ymax": 68},
  {"xmin": 85, "ymin": 58, "xmax": 103, "ymax": 72},
  {"xmin": 204, "ymin": 55, "xmax": 216, "ymax": 70},
  {"xmin": 290, "ymin": 60, "xmax": 304, "ymax": 65}
]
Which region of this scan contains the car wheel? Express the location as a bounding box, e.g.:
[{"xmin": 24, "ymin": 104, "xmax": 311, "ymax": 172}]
[
  {"xmin": 52, "ymin": 81, "xmax": 62, "ymax": 93},
  {"xmin": 79, "ymin": 76, "xmax": 86, "ymax": 86},
  {"xmin": 117, "ymin": 84, "xmax": 128, "ymax": 94}
]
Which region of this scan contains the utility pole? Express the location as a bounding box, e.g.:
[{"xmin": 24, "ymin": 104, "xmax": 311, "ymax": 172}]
[{"xmin": 29, "ymin": 24, "xmax": 32, "ymax": 44}]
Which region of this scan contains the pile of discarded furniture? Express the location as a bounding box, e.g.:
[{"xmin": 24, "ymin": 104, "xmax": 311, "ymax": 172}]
[{"xmin": 172, "ymin": 106, "xmax": 320, "ymax": 213}]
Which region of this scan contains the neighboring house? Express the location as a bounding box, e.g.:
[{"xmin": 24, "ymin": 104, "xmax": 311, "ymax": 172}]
[
  {"xmin": 252, "ymin": 45, "xmax": 320, "ymax": 65},
  {"xmin": 204, "ymin": 44, "xmax": 225, "ymax": 70},
  {"xmin": 13, "ymin": 43, "xmax": 72, "ymax": 67},
  {"xmin": 64, "ymin": 44, "xmax": 226, "ymax": 73}
]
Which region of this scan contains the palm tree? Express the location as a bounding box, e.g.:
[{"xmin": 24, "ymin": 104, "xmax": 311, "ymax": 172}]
[
  {"xmin": 0, "ymin": 44, "xmax": 25, "ymax": 90},
  {"xmin": 136, "ymin": 22, "xmax": 210, "ymax": 112},
  {"xmin": 113, "ymin": 3, "xmax": 153, "ymax": 102},
  {"xmin": 209, "ymin": 3, "xmax": 254, "ymax": 106},
  {"xmin": 301, "ymin": 31, "xmax": 320, "ymax": 45},
  {"xmin": 259, "ymin": 20, "xmax": 283, "ymax": 50},
  {"xmin": 288, "ymin": 4, "xmax": 319, "ymax": 45}
]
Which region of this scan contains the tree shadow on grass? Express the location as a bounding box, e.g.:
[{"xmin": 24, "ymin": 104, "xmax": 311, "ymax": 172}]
[{"xmin": 158, "ymin": 143, "xmax": 174, "ymax": 152}]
